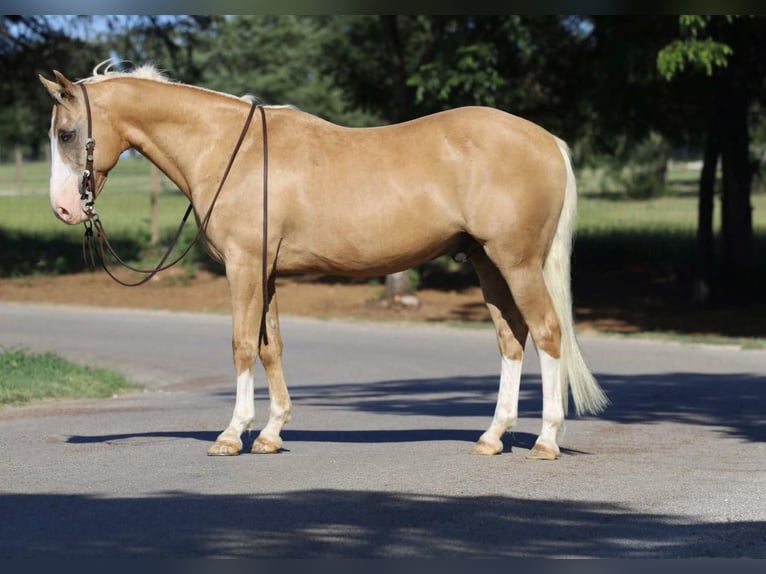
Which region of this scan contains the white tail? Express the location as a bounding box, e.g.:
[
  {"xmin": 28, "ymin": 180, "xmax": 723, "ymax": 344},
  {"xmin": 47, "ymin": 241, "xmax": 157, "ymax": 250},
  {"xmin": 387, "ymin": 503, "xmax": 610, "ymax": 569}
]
[{"xmin": 543, "ymin": 138, "xmax": 609, "ymax": 416}]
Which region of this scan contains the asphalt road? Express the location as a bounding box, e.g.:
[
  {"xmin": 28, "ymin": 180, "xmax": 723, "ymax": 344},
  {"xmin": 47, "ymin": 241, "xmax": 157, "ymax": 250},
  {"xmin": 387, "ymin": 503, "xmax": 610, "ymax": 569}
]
[{"xmin": 0, "ymin": 301, "xmax": 764, "ymax": 558}]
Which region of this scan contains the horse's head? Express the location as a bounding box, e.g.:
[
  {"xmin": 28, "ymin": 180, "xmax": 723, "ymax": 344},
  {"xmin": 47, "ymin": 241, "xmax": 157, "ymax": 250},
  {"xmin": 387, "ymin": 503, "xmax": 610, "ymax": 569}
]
[{"xmin": 39, "ymin": 71, "xmax": 123, "ymax": 224}]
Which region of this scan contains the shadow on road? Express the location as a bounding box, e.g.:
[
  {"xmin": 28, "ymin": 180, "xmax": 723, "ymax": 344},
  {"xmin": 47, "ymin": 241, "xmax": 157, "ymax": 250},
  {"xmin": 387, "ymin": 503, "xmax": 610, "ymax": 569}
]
[
  {"xmin": 0, "ymin": 489, "xmax": 762, "ymax": 557},
  {"xmin": 280, "ymin": 370, "xmax": 766, "ymax": 443},
  {"xmin": 66, "ymin": 369, "xmax": 766, "ymax": 447},
  {"xmin": 67, "ymin": 428, "xmax": 576, "ymax": 455},
  {"xmin": 32, "ymin": 369, "xmax": 766, "ymax": 558}
]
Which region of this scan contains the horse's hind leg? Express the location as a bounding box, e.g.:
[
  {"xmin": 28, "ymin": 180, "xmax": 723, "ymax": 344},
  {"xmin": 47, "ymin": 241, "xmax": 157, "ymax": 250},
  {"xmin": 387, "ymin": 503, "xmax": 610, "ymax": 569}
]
[
  {"xmin": 252, "ymin": 289, "xmax": 292, "ymax": 454},
  {"xmin": 470, "ymin": 249, "xmax": 529, "ymax": 456},
  {"xmin": 485, "ymin": 247, "xmax": 565, "ymax": 460}
]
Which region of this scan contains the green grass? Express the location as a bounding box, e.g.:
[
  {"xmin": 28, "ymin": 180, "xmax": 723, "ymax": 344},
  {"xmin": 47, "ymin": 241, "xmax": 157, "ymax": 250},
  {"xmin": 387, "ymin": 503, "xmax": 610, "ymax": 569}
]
[
  {"xmin": 0, "ymin": 348, "xmax": 141, "ymax": 406},
  {"xmin": 0, "ymin": 154, "xmax": 189, "ymax": 235},
  {"xmin": 577, "ymin": 161, "xmax": 766, "ymax": 234},
  {"xmin": 590, "ymin": 330, "xmax": 766, "ymax": 350},
  {"xmin": 574, "ymin": 187, "xmax": 766, "ymax": 282},
  {"xmin": 579, "ymin": 193, "xmax": 766, "ymax": 234},
  {"xmin": 0, "ymin": 151, "xmax": 178, "ymax": 196},
  {"xmin": 0, "ymin": 155, "xmax": 199, "ymax": 276}
]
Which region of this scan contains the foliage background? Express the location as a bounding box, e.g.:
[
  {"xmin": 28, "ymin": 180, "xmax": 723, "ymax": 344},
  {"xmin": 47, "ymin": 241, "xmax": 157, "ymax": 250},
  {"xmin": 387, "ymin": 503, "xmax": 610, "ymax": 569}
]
[{"xmin": 1, "ymin": 15, "xmax": 764, "ymax": 324}]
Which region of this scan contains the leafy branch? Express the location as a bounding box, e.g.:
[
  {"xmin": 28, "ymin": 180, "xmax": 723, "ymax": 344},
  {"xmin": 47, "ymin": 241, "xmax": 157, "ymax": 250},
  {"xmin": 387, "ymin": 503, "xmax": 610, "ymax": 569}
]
[{"xmin": 657, "ymin": 15, "xmax": 737, "ymax": 80}]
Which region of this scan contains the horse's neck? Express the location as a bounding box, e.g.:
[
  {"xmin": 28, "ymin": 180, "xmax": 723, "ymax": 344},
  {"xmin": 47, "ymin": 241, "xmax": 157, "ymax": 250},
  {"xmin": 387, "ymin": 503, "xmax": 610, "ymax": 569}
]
[{"xmin": 108, "ymin": 80, "xmax": 246, "ymax": 200}]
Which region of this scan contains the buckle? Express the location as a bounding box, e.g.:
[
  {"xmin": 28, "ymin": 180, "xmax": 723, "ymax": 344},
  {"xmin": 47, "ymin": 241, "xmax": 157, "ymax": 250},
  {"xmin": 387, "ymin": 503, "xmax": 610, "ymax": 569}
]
[{"xmin": 79, "ymin": 170, "xmax": 95, "ymax": 213}]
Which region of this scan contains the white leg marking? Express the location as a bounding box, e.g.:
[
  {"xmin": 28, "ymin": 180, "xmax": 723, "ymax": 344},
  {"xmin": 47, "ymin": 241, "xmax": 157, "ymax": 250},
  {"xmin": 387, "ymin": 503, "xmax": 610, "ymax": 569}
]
[
  {"xmin": 216, "ymin": 369, "xmax": 255, "ymax": 446},
  {"xmin": 474, "ymin": 356, "xmax": 523, "ymax": 454},
  {"xmin": 537, "ymin": 349, "xmax": 565, "ymax": 450},
  {"xmin": 260, "ymin": 398, "xmax": 291, "ymax": 439},
  {"xmin": 230, "ymin": 369, "xmax": 256, "ymax": 433},
  {"xmin": 494, "ymin": 356, "xmax": 523, "ymax": 430}
]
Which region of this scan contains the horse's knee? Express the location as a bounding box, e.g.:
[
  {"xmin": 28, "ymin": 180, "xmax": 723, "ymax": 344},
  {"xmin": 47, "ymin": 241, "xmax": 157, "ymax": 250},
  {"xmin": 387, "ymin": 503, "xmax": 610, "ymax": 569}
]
[
  {"xmin": 258, "ymin": 337, "xmax": 283, "ymax": 369},
  {"xmin": 232, "ymin": 340, "xmax": 257, "ymax": 373}
]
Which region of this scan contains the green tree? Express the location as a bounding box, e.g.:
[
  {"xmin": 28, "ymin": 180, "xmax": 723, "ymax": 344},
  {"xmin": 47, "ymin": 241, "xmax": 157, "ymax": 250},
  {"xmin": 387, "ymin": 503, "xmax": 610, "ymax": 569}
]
[
  {"xmin": 0, "ymin": 16, "xmax": 93, "ymax": 160},
  {"xmin": 658, "ymin": 15, "xmax": 765, "ymax": 302},
  {"xmin": 319, "ymin": 15, "xmax": 593, "ymax": 133},
  {"xmin": 573, "ymin": 17, "xmax": 708, "ymax": 198},
  {"xmin": 96, "ymin": 15, "xmax": 222, "ymax": 84},
  {"xmin": 2, "ymin": 16, "xmax": 218, "ymax": 161},
  {"xmin": 188, "ymin": 15, "xmax": 378, "ymax": 127}
]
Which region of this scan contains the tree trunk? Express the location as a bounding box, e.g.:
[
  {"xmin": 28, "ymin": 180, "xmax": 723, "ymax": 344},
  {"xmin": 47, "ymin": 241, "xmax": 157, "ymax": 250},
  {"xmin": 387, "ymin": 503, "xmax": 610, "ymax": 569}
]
[
  {"xmin": 378, "ymin": 15, "xmax": 410, "ymax": 122},
  {"xmin": 693, "ymin": 88, "xmax": 721, "ymax": 304},
  {"xmin": 379, "ymin": 15, "xmax": 417, "ymax": 301},
  {"xmin": 384, "ymin": 270, "xmax": 412, "ymax": 299},
  {"xmin": 382, "ymin": 270, "xmax": 420, "ymax": 309},
  {"xmin": 14, "ymin": 144, "xmax": 23, "ymax": 194},
  {"xmin": 718, "ymin": 81, "xmax": 754, "ymax": 299}
]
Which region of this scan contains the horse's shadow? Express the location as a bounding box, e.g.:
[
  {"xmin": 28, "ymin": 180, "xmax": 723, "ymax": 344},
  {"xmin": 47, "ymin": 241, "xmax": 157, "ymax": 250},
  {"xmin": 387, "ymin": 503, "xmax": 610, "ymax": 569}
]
[
  {"xmin": 65, "ymin": 427, "xmax": 549, "ymax": 454},
  {"xmin": 65, "ymin": 368, "xmax": 766, "ymax": 449}
]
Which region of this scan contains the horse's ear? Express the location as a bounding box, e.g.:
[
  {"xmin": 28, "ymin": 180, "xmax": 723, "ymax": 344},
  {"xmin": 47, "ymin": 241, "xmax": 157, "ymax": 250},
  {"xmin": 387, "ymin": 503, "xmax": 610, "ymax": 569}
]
[{"xmin": 38, "ymin": 70, "xmax": 76, "ymax": 104}]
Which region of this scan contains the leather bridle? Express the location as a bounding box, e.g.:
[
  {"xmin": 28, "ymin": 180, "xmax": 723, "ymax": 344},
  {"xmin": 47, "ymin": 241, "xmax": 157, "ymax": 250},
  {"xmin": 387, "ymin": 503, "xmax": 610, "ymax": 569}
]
[{"xmin": 78, "ymin": 84, "xmax": 97, "ymax": 215}]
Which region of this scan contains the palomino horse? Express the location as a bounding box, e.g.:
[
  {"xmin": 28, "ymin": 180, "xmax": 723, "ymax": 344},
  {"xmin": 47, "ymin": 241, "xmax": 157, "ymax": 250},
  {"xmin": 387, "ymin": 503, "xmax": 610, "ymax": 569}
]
[{"xmin": 39, "ymin": 65, "xmax": 608, "ymax": 459}]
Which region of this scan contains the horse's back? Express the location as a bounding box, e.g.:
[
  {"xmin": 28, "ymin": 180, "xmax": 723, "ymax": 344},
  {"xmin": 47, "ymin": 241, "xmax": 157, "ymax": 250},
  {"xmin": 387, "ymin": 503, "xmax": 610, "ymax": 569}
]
[
  {"xmin": 273, "ymin": 105, "xmax": 565, "ymax": 195},
  {"xmin": 269, "ymin": 105, "xmax": 567, "ymax": 275}
]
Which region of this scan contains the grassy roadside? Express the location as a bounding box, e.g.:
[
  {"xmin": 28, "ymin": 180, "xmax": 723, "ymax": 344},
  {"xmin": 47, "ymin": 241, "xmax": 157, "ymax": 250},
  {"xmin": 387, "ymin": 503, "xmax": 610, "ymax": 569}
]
[
  {"xmin": 0, "ymin": 348, "xmax": 141, "ymax": 406},
  {"xmin": 576, "ymin": 328, "xmax": 766, "ymax": 350},
  {"xmin": 322, "ymin": 314, "xmax": 766, "ymax": 350}
]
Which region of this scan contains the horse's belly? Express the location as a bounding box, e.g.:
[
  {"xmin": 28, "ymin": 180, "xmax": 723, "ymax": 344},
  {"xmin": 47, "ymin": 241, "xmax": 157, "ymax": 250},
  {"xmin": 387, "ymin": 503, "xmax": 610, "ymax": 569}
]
[{"xmin": 277, "ymin": 225, "xmax": 470, "ymax": 278}]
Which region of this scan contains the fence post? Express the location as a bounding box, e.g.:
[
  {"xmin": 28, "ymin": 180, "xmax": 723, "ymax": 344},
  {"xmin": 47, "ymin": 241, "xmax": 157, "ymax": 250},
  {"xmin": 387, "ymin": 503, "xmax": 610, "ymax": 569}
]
[
  {"xmin": 150, "ymin": 163, "xmax": 160, "ymax": 246},
  {"xmin": 14, "ymin": 144, "xmax": 23, "ymax": 195}
]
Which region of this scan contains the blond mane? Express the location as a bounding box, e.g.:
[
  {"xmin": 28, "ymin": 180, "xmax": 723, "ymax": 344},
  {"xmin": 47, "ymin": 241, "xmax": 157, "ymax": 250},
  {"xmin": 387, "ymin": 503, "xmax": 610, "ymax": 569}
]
[
  {"xmin": 80, "ymin": 60, "xmax": 172, "ymax": 84},
  {"xmin": 78, "ymin": 60, "xmax": 267, "ymax": 105},
  {"xmin": 78, "ymin": 59, "xmax": 296, "ymax": 111}
]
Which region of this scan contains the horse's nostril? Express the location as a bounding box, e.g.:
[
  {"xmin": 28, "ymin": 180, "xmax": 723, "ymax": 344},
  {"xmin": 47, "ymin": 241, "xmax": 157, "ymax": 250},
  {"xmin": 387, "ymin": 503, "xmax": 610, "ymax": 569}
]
[{"xmin": 55, "ymin": 205, "xmax": 71, "ymax": 220}]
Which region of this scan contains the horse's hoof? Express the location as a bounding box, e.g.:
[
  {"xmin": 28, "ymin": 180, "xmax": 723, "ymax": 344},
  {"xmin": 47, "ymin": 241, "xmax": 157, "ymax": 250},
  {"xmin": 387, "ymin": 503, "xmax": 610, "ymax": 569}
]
[
  {"xmin": 207, "ymin": 440, "xmax": 242, "ymax": 456},
  {"xmin": 470, "ymin": 438, "xmax": 503, "ymax": 456},
  {"xmin": 251, "ymin": 435, "xmax": 282, "ymax": 454},
  {"xmin": 526, "ymin": 442, "xmax": 560, "ymax": 460}
]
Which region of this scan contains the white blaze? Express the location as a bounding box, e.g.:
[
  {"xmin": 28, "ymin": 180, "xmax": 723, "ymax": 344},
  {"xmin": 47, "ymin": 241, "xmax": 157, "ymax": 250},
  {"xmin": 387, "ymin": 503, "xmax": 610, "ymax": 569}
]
[{"xmin": 49, "ymin": 107, "xmax": 83, "ymax": 223}]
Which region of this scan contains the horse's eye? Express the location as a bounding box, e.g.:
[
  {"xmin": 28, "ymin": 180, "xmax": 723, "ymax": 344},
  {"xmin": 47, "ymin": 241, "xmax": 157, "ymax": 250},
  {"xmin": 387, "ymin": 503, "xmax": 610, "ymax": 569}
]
[{"xmin": 58, "ymin": 130, "xmax": 75, "ymax": 144}]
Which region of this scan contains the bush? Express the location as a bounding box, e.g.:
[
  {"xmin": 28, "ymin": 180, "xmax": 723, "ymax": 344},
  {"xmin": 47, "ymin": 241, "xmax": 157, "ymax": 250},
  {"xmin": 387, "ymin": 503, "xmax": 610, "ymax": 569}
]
[{"xmin": 621, "ymin": 132, "xmax": 671, "ymax": 199}]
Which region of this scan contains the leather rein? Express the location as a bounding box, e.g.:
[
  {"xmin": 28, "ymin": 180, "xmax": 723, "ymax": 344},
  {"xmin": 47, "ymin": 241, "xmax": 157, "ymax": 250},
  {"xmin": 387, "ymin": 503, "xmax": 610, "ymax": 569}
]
[{"xmin": 77, "ymin": 83, "xmax": 271, "ymax": 343}]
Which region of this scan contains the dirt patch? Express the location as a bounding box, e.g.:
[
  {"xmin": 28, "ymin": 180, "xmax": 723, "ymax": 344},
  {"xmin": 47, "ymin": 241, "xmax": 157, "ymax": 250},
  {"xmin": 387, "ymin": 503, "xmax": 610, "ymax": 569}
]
[
  {"xmin": 0, "ymin": 270, "xmax": 492, "ymax": 323},
  {"xmin": 1, "ymin": 268, "xmax": 763, "ymax": 338}
]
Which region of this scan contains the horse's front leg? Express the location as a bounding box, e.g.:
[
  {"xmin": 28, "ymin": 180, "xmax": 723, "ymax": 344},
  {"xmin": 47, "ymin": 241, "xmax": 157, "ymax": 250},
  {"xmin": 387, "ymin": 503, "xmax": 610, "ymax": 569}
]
[
  {"xmin": 251, "ymin": 291, "xmax": 291, "ymax": 454},
  {"xmin": 208, "ymin": 264, "xmax": 262, "ymax": 456}
]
